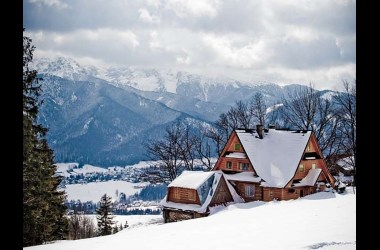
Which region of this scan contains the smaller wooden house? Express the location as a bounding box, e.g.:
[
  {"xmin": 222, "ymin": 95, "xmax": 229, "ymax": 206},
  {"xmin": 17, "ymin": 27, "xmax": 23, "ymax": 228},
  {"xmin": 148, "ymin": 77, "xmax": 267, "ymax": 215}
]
[{"xmin": 160, "ymin": 171, "xmax": 243, "ymax": 223}]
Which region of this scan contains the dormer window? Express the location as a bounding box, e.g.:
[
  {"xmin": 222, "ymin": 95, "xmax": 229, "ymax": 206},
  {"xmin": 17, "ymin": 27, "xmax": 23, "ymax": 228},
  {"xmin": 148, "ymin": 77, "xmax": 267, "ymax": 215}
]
[{"xmin": 235, "ymin": 143, "xmax": 241, "ymax": 151}]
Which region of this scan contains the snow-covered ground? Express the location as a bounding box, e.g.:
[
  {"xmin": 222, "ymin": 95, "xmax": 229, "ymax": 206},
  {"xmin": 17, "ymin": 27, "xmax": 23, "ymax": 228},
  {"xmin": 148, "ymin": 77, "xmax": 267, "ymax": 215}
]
[
  {"xmin": 63, "ymin": 181, "xmax": 149, "ymax": 202},
  {"xmin": 83, "ymin": 214, "xmax": 163, "ymax": 229},
  {"xmin": 25, "ymin": 189, "xmax": 356, "ymax": 250}
]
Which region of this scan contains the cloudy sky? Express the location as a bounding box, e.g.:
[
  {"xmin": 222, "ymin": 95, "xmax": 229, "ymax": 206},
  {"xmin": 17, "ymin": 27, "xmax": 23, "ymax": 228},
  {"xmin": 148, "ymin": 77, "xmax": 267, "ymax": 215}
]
[{"xmin": 23, "ymin": 0, "xmax": 355, "ymax": 90}]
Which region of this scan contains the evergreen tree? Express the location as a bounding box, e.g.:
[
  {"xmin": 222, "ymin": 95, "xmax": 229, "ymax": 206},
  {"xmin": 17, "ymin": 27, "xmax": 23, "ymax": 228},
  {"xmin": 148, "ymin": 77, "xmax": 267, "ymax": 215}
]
[
  {"xmin": 96, "ymin": 194, "xmax": 115, "ymax": 236},
  {"xmin": 23, "ymin": 30, "xmax": 68, "ymax": 247}
]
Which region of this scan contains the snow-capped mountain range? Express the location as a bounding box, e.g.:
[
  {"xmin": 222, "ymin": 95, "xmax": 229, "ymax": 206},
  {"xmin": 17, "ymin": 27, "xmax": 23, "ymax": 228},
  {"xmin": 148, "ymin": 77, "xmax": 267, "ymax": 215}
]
[{"xmin": 33, "ymin": 57, "xmax": 336, "ymax": 167}]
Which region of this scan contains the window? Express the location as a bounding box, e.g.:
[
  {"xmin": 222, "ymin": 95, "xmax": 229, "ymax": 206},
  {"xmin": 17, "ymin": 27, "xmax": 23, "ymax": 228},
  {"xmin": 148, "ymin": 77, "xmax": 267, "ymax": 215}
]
[
  {"xmin": 239, "ymin": 162, "xmax": 249, "ymax": 170},
  {"xmin": 312, "ymin": 163, "xmax": 316, "ymax": 169},
  {"xmin": 299, "ymin": 164, "xmax": 304, "ymax": 172},
  {"xmin": 306, "ymin": 143, "xmax": 311, "ymax": 152},
  {"xmin": 245, "ymin": 185, "xmax": 255, "ymax": 197},
  {"xmin": 226, "ymin": 161, "xmax": 232, "ymax": 169},
  {"xmin": 235, "ymin": 143, "xmax": 241, "ymax": 150}
]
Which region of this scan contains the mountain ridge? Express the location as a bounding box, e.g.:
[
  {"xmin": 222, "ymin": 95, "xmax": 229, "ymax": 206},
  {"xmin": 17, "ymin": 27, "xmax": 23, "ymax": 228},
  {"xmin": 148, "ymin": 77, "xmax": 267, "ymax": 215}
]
[{"xmin": 35, "ymin": 57, "xmax": 338, "ymax": 167}]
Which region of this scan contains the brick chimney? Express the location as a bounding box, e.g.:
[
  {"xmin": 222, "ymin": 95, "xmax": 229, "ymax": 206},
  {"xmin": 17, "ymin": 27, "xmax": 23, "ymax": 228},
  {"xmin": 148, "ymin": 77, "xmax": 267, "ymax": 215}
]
[{"xmin": 256, "ymin": 124, "xmax": 264, "ymax": 139}]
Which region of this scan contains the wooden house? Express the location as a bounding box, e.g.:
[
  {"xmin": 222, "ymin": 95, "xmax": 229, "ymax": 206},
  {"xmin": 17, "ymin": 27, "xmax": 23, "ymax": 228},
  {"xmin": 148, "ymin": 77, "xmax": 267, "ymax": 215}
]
[
  {"xmin": 212, "ymin": 126, "xmax": 336, "ymax": 202},
  {"xmin": 160, "ymin": 171, "xmax": 243, "ymax": 223}
]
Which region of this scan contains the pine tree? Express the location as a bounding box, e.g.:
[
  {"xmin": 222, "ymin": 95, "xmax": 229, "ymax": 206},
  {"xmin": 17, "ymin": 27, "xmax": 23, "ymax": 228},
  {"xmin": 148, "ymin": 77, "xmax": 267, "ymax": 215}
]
[
  {"xmin": 96, "ymin": 194, "xmax": 115, "ymax": 236},
  {"xmin": 23, "ymin": 30, "xmax": 68, "ymax": 247}
]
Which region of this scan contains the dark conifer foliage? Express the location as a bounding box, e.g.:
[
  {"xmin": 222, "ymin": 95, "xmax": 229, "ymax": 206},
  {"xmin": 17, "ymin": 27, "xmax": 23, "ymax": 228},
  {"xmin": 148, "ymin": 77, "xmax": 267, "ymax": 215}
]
[
  {"xmin": 23, "ymin": 31, "xmax": 68, "ymax": 247},
  {"xmin": 96, "ymin": 194, "xmax": 115, "ymax": 236}
]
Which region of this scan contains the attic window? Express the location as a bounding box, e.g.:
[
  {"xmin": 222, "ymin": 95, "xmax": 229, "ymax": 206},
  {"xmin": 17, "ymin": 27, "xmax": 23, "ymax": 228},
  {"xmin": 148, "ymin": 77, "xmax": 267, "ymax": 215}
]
[
  {"xmin": 239, "ymin": 162, "xmax": 249, "ymax": 170},
  {"xmin": 299, "ymin": 164, "xmax": 304, "ymax": 172},
  {"xmin": 234, "ymin": 143, "xmax": 241, "ymax": 151},
  {"xmin": 226, "ymin": 161, "xmax": 232, "ymax": 169},
  {"xmin": 306, "ymin": 143, "xmax": 311, "ymax": 152}
]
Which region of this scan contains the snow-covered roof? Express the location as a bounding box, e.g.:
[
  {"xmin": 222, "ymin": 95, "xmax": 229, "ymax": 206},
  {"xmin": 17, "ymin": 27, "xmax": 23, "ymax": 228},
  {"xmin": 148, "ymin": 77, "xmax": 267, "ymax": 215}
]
[
  {"xmin": 225, "ymin": 152, "xmax": 246, "ymax": 159},
  {"xmin": 168, "ymin": 171, "xmax": 214, "ymax": 189},
  {"xmin": 224, "ymin": 172, "xmax": 262, "ymax": 183},
  {"xmin": 294, "ymin": 169, "xmax": 322, "ymax": 187},
  {"xmin": 236, "ymin": 129, "xmax": 311, "ymax": 188},
  {"xmin": 161, "ymin": 171, "xmax": 244, "ymax": 212}
]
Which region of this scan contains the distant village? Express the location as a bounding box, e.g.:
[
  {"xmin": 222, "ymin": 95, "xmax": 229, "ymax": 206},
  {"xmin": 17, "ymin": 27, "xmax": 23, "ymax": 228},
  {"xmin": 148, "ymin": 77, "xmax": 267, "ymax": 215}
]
[{"xmin": 59, "ymin": 163, "xmax": 207, "ymax": 215}]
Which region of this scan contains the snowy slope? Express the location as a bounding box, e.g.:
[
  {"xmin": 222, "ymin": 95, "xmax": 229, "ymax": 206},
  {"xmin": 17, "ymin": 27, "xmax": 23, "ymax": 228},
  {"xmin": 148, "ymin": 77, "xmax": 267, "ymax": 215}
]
[
  {"xmin": 25, "ymin": 189, "xmax": 356, "ymax": 250},
  {"xmin": 55, "ymin": 163, "xmax": 108, "ymax": 177},
  {"xmin": 62, "ymin": 181, "xmax": 149, "ymax": 202}
]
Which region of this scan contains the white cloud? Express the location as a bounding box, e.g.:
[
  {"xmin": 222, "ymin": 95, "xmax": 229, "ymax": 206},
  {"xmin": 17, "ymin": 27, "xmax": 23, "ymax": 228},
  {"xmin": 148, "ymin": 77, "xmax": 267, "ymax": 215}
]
[
  {"xmin": 29, "ymin": 0, "xmax": 68, "ymax": 9},
  {"xmin": 138, "ymin": 8, "xmax": 161, "ymax": 24},
  {"xmin": 282, "ymin": 26, "xmax": 320, "ymax": 43},
  {"xmin": 25, "ymin": 0, "xmax": 355, "ymax": 89},
  {"xmin": 202, "ymin": 33, "xmax": 272, "ymax": 69},
  {"xmin": 165, "ymin": 0, "xmax": 221, "ymax": 18}
]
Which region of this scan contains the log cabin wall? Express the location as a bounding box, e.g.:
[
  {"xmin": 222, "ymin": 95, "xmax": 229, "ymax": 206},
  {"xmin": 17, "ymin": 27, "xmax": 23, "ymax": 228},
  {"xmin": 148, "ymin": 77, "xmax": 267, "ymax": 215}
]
[
  {"xmin": 210, "ymin": 177, "xmax": 233, "ymax": 206},
  {"xmin": 234, "ymin": 181, "xmax": 262, "ymax": 201},
  {"xmin": 262, "ymin": 187, "xmax": 283, "ymax": 201},
  {"xmin": 294, "ymin": 159, "xmax": 326, "ymax": 180},
  {"xmin": 217, "ymin": 157, "xmax": 254, "ymax": 172},
  {"xmin": 167, "ymin": 187, "xmax": 201, "ymax": 205},
  {"xmin": 281, "ymin": 188, "xmax": 300, "ymax": 200}
]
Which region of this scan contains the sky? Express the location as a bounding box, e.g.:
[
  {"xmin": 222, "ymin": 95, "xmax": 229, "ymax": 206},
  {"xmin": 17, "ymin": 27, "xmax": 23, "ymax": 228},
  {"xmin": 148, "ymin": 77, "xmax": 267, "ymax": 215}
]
[{"xmin": 23, "ymin": 0, "xmax": 356, "ymax": 90}]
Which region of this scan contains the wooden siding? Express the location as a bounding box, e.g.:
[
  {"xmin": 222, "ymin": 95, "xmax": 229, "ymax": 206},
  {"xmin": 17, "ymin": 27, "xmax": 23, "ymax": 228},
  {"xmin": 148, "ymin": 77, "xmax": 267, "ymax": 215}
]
[
  {"xmin": 210, "ymin": 177, "xmax": 234, "ymax": 206},
  {"xmin": 294, "ymin": 159, "xmax": 325, "ymax": 179},
  {"xmin": 234, "ymin": 181, "xmax": 262, "ymax": 202},
  {"xmin": 289, "ymin": 134, "xmax": 336, "ymax": 188},
  {"xmin": 167, "ymin": 187, "xmax": 201, "ymax": 205},
  {"xmin": 217, "ymin": 157, "xmax": 255, "ymax": 173},
  {"xmin": 281, "ymin": 187, "xmax": 316, "ymax": 200},
  {"xmin": 213, "ymin": 131, "xmax": 254, "ymax": 173},
  {"xmin": 225, "ymin": 135, "xmax": 244, "ymax": 152}
]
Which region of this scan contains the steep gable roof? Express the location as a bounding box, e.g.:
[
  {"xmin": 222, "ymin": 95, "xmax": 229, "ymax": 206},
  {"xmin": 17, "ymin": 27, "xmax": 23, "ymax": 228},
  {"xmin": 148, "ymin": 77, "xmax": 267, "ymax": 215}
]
[
  {"xmin": 168, "ymin": 171, "xmax": 214, "ymax": 189},
  {"xmin": 160, "ymin": 171, "xmax": 243, "ymax": 213},
  {"xmin": 236, "ymin": 129, "xmax": 311, "ymax": 188}
]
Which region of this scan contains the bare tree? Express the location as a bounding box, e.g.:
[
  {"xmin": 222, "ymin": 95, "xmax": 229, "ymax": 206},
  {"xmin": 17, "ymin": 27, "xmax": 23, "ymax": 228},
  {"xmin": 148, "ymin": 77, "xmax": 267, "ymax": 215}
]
[
  {"xmin": 204, "ymin": 94, "xmax": 267, "ymax": 156},
  {"xmin": 280, "ymin": 83, "xmax": 338, "ymax": 154},
  {"xmin": 281, "ymin": 84, "xmax": 318, "ymax": 130},
  {"xmin": 68, "ymin": 212, "xmax": 81, "ymax": 240},
  {"xmin": 194, "ymin": 130, "xmax": 214, "ymax": 170},
  {"xmin": 177, "ymin": 124, "xmax": 197, "ymax": 171},
  {"xmin": 235, "ymin": 100, "xmax": 252, "ymax": 129},
  {"xmin": 250, "ymin": 92, "xmax": 267, "ymax": 126},
  {"xmin": 334, "ymin": 80, "xmax": 356, "ymax": 184},
  {"xmin": 226, "ymin": 106, "xmax": 240, "ymax": 129},
  {"xmin": 68, "ymin": 213, "xmax": 96, "ymax": 240},
  {"xmin": 145, "ymin": 123, "xmax": 182, "ymax": 181},
  {"xmin": 145, "ymin": 121, "xmax": 201, "ymax": 181}
]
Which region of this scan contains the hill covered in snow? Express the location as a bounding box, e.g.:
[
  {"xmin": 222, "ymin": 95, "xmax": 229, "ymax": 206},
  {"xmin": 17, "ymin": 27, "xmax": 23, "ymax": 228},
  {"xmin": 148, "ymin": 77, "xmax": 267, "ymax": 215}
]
[
  {"xmin": 34, "ymin": 56, "xmax": 340, "ymax": 167},
  {"xmin": 25, "ymin": 189, "xmax": 356, "ymax": 250}
]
